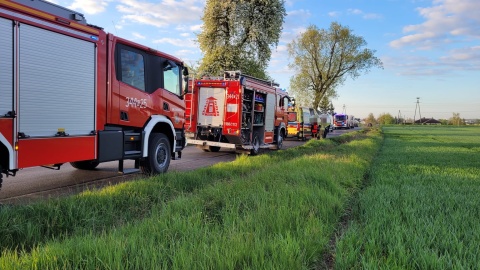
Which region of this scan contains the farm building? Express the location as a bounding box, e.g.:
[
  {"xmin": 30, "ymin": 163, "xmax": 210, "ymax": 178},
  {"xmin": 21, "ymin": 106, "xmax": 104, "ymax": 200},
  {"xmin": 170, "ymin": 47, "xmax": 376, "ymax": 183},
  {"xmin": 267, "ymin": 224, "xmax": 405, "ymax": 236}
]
[{"xmin": 415, "ymin": 117, "xmax": 441, "ymax": 125}]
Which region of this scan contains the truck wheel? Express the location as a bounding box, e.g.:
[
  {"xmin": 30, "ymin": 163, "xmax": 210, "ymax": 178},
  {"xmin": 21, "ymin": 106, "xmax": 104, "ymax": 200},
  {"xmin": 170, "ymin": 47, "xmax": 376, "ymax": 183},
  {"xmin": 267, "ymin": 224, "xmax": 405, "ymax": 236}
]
[
  {"xmin": 209, "ymin": 146, "xmax": 221, "ymax": 152},
  {"xmin": 251, "ymin": 133, "xmax": 260, "ymax": 155},
  {"xmin": 141, "ymin": 133, "xmax": 171, "ymax": 175},
  {"xmin": 276, "ymin": 131, "xmax": 284, "ymax": 150},
  {"xmin": 70, "ymin": 160, "xmax": 99, "ymax": 170}
]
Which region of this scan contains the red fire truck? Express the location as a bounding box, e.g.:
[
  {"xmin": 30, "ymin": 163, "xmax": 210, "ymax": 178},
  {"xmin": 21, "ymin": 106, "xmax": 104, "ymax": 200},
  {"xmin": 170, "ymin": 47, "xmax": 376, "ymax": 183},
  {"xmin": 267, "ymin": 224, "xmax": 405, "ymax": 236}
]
[
  {"xmin": 185, "ymin": 71, "xmax": 289, "ymax": 155},
  {"xmin": 0, "ymin": 0, "xmax": 188, "ymax": 186}
]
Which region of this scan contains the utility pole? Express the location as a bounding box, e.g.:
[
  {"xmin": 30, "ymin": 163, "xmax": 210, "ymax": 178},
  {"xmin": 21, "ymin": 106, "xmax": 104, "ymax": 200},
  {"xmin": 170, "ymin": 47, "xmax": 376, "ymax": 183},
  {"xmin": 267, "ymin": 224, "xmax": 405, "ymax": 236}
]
[
  {"xmin": 342, "ymin": 104, "xmax": 346, "ymax": 115},
  {"xmin": 413, "ymin": 97, "xmax": 422, "ymax": 124},
  {"xmin": 397, "ymin": 110, "xmax": 402, "ymax": 124}
]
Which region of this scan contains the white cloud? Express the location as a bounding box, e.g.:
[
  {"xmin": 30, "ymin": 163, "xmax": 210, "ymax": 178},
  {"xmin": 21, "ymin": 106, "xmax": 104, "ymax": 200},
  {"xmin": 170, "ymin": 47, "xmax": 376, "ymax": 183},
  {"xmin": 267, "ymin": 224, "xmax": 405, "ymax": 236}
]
[
  {"xmin": 152, "ymin": 37, "xmax": 196, "ymax": 48},
  {"xmin": 282, "ymin": 9, "xmax": 310, "ymax": 44},
  {"xmin": 116, "ymin": 0, "xmax": 203, "ymax": 28},
  {"xmin": 68, "ymin": 0, "xmax": 111, "ymax": 15},
  {"xmin": 328, "ymin": 11, "xmax": 340, "ymax": 17},
  {"xmin": 347, "ymin": 8, "xmax": 383, "ymax": 20},
  {"xmin": 348, "ymin": 9, "xmax": 363, "ymax": 15},
  {"xmin": 440, "ymin": 46, "xmax": 480, "ymax": 70},
  {"xmin": 390, "ymin": 0, "xmax": 480, "ymax": 49},
  {"xmin": 190, "ymin": 24, "xmax": 203, "ymax": 32},
  {"xmin": 384, "ymin": 45, "xmax": 480, "ymax": 76},
  {"xmin": 132, "ymin": 32, "xmax": 146, "ymax": 39}
]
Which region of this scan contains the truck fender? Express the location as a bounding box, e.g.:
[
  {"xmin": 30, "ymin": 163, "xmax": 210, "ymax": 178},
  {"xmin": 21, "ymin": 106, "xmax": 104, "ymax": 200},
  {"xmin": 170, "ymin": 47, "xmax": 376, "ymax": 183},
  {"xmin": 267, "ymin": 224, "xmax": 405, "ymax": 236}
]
[
  {"xmin": 142, "ymin": 115, "xmax": 176, "ymax": 158},
  {"xmin": 0, "ymin": 134, "xmax": 15, "ymax": 170}
]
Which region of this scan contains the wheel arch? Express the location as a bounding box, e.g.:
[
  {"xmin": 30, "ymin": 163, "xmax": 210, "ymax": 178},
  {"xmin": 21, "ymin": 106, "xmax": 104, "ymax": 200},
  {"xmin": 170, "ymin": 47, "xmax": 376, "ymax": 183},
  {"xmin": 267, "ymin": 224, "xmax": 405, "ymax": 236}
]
[
  {"xmin": 276, "ymin": 122, "xmax": 287, "ymax": 138},
  {"xmin": 0, "ymin": 134, "xmax": 14, "ymax": 170},
  {"xmin": 142, "ymin": 115, "xmax": 175, "ymax": 157}
]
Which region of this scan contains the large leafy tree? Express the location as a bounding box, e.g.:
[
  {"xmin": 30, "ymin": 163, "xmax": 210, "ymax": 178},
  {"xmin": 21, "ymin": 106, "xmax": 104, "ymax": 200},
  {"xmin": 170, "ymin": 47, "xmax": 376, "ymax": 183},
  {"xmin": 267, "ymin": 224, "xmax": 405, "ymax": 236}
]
[
  {"xmin": 377, "ymin": 113, "xmax": 395, "ymax": 125},
  {"xmin": 364, "ymin": 113, "xmax": 377, "ymax": 126},
  {"xmin": 197, "ymin": 0, "xmax": 286, "ymax": 79},
  {"xmin": 448, "ymin": 112, "xmax": 464, "ymax": 126},
  {"xmin": 288, "ymin": 22, "xmax": 383, "ymax": 109}
]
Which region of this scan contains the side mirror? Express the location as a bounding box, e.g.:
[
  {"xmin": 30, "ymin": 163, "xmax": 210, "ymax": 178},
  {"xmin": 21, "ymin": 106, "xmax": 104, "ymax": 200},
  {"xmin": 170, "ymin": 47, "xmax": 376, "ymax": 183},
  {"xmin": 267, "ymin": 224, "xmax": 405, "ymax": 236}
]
[{"xmin": 183, "ymin": 67, "xmax": 189, "ymax": 95}]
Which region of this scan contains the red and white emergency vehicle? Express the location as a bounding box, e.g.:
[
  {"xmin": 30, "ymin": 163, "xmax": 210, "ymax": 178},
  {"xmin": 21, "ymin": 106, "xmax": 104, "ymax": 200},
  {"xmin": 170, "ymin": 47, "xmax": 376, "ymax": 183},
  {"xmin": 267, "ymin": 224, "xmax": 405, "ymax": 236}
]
[
  {"xmin": 0, "ymin": 0, "xmax": 188, "ymax": 186},
  {"xmin": 333, "ymin": 114, "xmax": 354, "ymax": 129},
  {"xmin": 185, "ymin": 71, "xmax": 289, "ymax": 154}
]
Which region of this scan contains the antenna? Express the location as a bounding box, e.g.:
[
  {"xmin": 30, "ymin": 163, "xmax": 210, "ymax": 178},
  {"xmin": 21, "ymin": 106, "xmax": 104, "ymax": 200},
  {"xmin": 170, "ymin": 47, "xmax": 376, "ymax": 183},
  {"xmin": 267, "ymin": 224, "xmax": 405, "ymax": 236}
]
[{"xmin": 111, "ymin": 20, "xmax": 118, "ymax": 35}]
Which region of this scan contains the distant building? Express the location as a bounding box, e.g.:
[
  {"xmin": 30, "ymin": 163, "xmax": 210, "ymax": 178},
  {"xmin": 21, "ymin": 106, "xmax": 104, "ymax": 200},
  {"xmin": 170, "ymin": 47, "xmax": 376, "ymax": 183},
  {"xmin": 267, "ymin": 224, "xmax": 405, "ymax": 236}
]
[{"xmin": 414, "ymin": 117, "xmax": 441, "ymax": 125}]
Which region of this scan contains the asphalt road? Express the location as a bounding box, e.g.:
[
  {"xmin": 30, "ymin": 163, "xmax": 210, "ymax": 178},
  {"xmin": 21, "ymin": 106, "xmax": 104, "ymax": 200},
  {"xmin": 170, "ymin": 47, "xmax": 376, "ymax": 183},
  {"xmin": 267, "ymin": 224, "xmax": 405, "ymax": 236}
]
[{"xmin": 0, "ymin": 128, "xmax": 357, "ymax": 204}]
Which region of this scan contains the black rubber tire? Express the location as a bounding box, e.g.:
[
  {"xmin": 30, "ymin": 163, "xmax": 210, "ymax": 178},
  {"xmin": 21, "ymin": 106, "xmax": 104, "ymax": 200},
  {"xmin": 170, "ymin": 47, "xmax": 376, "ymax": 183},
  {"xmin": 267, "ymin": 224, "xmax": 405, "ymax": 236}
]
[
  {"xmin": 140, "ymin": 133, "xmax": 171, "ymax": 175},
  {"xmin": 70, "ymin": 160, "xmax": 99, "ymax": 170},
  {"xmin": 209, "ymin": 146, "xmax": 221, "ymax": 152},
  {"xmin": 250, "ymin": 133, "xmax": 260, "ymax": 155},
  {"xmin": 276, "ymin": 131, "xmax": 284, "ymax": 150}
]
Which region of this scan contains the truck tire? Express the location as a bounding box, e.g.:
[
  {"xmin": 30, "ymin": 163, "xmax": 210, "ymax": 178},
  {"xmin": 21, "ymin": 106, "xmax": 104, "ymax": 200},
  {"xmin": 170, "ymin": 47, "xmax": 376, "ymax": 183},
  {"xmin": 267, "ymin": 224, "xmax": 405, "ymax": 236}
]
[
  {"xmin": 209, "ymin": 146, "xmax": 221, "ymax": 152},
  {"xmin": 70, "ymin": 160, "xmax": 99, "ymax": 170},
  {"xmin": 251, "ymin": 133, "xmax": 260, "ymax": 155},
  {"xmin": 202, "ymin": 146, "xmax": 221, "ymax": 152},
  {"xmin": 140, "ymin": 133, "xmax": 171, "ymax": 175},
  {"xmin": 276, "ymin": 131, "xmax": 284, "ymax": 150}
]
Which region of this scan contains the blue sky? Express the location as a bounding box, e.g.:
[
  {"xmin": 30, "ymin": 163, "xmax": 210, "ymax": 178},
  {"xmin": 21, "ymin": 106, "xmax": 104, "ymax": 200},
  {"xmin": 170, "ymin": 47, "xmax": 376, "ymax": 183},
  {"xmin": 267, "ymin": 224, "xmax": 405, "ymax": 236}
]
[{"xmin": 47, "ymin": 0, "xmax": 480, "ymax": 120}]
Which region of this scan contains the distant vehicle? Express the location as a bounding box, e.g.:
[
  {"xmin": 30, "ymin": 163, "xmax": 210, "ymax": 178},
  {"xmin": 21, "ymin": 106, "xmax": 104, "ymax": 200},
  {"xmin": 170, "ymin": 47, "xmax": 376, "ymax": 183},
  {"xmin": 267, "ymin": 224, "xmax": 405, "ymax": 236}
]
[
  {"xmin": 287, "ymin": 107, "xmax": 316, "ymax": 140},
  {"xmin": 333, "ymin": 114, "xmax": 354, "ymax": 129}
]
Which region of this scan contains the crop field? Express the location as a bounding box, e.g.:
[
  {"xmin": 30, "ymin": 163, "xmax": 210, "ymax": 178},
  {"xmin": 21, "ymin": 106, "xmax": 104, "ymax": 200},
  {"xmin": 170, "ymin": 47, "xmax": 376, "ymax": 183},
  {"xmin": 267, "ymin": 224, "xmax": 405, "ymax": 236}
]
[
  {"xmin": 1, "ymin": 126, "xmax": 478, "ymax": 269},
  {"xmin": 335, "ymin": 126, "xmax": 480, "ymax": 269},
  {"xmin": 0, "ymin": 129, "xmax": 381, "ymax": 269}
]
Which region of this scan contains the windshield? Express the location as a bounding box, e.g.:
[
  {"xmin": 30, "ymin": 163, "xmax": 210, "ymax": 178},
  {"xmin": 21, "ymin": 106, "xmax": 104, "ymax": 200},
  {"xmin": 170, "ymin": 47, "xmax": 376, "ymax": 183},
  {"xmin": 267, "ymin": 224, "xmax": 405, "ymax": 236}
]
[{"xmin": 335, "ymin": 115, "xmax": 347, "ymax": 121}]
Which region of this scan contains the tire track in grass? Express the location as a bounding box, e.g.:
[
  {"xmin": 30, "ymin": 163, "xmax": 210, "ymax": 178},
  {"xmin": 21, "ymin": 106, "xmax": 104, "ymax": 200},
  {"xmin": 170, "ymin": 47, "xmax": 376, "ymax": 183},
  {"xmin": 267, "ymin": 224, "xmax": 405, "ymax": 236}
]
[{"xmin": 322, "ymin": 128, "xmax": 384, "ymax": 269}]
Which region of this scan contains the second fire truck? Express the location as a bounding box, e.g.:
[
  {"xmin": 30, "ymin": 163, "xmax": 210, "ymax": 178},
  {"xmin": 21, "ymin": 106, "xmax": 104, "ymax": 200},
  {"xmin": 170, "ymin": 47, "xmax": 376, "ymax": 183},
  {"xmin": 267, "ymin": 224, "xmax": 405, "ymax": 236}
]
[{"xmin": 185, "ymin": 71, "xmax": 290, "ymax": 155}]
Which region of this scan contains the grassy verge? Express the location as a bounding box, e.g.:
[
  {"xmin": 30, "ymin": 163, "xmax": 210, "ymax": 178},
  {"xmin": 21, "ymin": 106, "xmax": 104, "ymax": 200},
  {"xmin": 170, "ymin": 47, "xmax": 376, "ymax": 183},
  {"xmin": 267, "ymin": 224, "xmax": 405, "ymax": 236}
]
[
  {"xmin": 335, "ymin": 126, "xmax": 480, "ymax": 269},
  {"xmin": 0, "ymin": 129, "xmax": 381, "ymax": 269}
]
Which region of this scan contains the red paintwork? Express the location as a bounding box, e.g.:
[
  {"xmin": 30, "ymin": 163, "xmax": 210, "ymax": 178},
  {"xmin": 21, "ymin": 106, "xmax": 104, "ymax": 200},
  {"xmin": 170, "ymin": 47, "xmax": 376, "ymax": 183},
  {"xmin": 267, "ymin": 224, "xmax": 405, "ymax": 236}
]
[
  {"xmin": 18, "ymin": 137, "xmax": 95, "ymax": 168},
  {"xmin": 108, "ymin": 35, "xmax": 185, "ymax": 131},
  {"xmin": 264, "ymin": 131, "xmax": 274, "ymax": 144},
  {"xmin": 187, "ymin": 76, "xmax": 288, "ymax": 147},
  {"xmin": 0, "ymin": 0, "xmax": 185, "ymax": 171},
  {"xmin": 223, "ymin": 81, "xmax": 242, "ymax": 135}
]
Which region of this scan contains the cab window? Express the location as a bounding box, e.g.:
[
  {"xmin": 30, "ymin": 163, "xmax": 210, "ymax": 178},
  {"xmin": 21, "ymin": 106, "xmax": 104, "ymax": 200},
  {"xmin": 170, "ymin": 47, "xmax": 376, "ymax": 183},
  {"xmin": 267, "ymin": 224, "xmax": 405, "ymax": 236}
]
[
  {"xmin": 163, "ymin": 61, "xmax": 180, "ymax": 95},
  {"xmin": 119, "ymin": 49, "xmax": 145, "ymax": 91}
]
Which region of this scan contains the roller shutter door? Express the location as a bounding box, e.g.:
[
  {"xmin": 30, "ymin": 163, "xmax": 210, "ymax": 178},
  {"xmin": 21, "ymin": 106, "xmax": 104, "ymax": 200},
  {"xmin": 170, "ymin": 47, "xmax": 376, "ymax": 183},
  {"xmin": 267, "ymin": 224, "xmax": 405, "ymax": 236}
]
[
  {"xmin": 265, "ymin": 93, "xmax": 275, "ymax": 131},
  {"xmin": 0, "ymin": 17, "xmax": 13, "ymax": 117},
  {"xmin": 19, "ymin": 24, "xmax": 95, "ymax": 137}
]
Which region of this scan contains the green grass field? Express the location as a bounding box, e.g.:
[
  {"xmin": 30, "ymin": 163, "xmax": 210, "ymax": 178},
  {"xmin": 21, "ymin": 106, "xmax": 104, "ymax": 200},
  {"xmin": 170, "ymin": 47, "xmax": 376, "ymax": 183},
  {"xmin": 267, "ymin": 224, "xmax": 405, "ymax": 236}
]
[
  {"xmin": 0, "ymin": 129, "xmax": 381, "ymax": 269},
  {"xmin": 335, "ymin": 126, "xmax": 480, "ymax": 269},
  {"xmin": 1, "ymin": 126, "xmax": 479, "ymax": 269}
]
